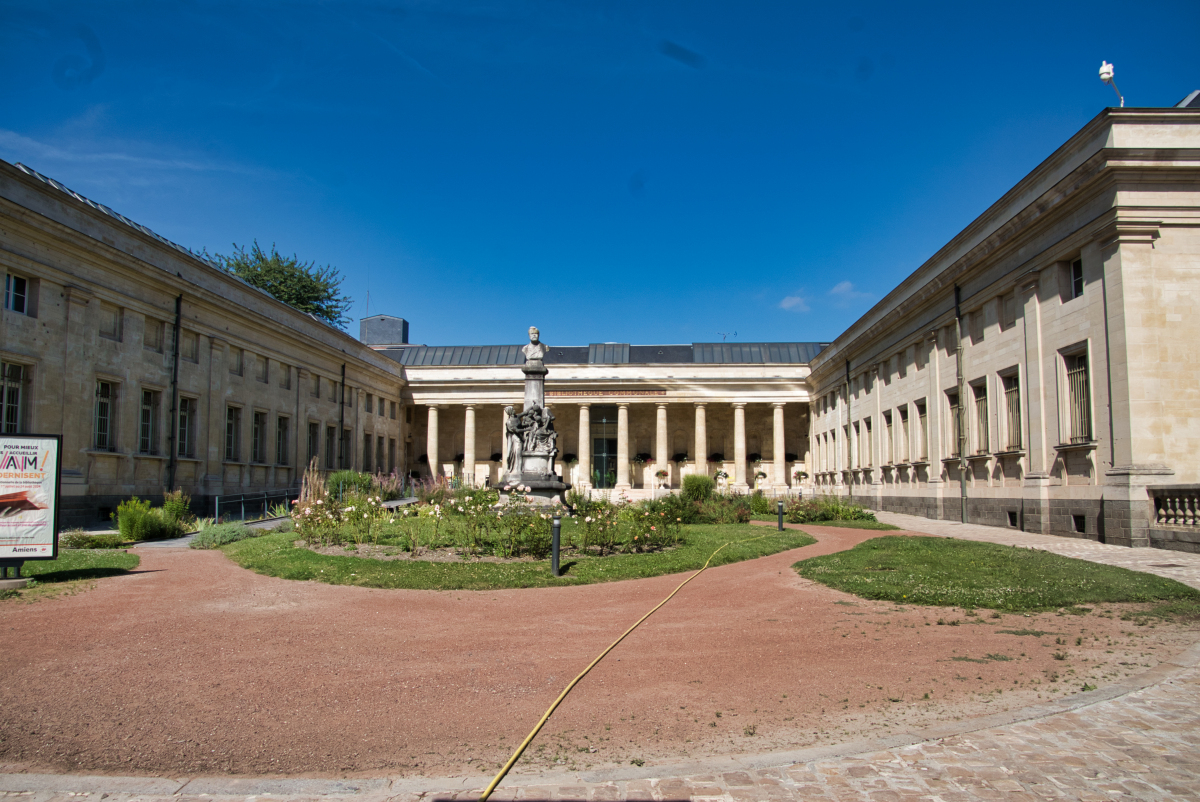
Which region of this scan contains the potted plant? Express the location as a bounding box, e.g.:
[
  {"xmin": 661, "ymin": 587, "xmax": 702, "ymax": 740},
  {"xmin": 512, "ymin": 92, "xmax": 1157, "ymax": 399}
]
[
  {"xmin": 754, "ymin": 469, "xmax": 768, "ymax": 488},
  {"xmin": 654, "ymin": 467, "xmax": 669, "ymax": 488},
  {"xmin": 793, "ymin": 470, "xmax": 809, "ymax": 482}
]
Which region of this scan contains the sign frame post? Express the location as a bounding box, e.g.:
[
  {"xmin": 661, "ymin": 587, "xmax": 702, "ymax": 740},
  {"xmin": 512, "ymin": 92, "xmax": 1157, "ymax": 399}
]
[{"xmin": 0, "ymin": 433, "xmax": 63, "ymax": 584}]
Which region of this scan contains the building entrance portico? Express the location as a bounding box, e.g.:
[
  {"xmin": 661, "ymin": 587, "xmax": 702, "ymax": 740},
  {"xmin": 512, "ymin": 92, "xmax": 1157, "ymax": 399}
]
[{"xmin": 590, "ymin": 405, "xmax": 619, "ymax": 490}]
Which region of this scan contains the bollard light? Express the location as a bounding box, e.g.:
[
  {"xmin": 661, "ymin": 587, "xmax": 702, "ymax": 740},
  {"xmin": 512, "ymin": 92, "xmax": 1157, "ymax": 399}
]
[
  {"xmin": 777, "ymin": 499, "xmax": 784, "ymax": 531},
  {"xmin": 551, "ymin": 514, "xmax": 561, "ymax": 577}
]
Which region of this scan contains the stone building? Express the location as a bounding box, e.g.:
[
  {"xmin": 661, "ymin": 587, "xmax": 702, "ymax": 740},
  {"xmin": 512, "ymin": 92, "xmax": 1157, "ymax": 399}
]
[
  {"xmin": 0, "ymin": 161, "xmax": 405, "ymax": 527},
  {"xmin": 364, "ymin": 328, "xmax": 821, "ymax": 498},
  {"xmin": 3, "ymin": 102, "xmax": 1198, "ymax": 550},
  {"xmin": 808, "ymin": 105, "xmax": 1200, "ymax": 550}
]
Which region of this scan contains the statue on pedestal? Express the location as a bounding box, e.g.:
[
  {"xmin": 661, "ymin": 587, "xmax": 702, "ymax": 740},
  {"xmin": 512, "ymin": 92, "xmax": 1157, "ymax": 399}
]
[{"xmin": 502, "ymin": 326, "xmax": 570, "ymax": 504}]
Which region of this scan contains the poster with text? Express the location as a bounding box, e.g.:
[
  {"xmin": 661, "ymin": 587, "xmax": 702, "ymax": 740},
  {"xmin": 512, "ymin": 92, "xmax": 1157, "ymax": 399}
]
[{"xmin": 0, "ymin": 435, "xmax": 60, "ymax": 560}]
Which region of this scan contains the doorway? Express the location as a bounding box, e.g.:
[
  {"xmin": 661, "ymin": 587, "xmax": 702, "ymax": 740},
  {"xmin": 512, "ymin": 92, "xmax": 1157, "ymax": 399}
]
[{"xmin": 591, "ymin": 405, "xmax": 618, "ymax": 488}]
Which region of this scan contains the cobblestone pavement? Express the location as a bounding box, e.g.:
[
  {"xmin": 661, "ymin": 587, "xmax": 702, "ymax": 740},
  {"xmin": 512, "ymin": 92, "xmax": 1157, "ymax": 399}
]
[
  {"xmin": 873, "ymin": 511, "xmax": 1200, "ymax": 591},
  {"xmin": 5, "ymin": 515, "xmax": 1200, "ymax": 801}
]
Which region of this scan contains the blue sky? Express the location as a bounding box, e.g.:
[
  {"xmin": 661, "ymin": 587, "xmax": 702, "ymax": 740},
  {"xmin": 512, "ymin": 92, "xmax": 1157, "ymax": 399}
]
[{"xmin": 2, "ymin": 1, "xmax": 1197, "ymax": 347}]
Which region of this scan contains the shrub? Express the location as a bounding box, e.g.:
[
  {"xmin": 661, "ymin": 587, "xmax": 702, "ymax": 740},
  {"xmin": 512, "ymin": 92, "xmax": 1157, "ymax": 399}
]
[
  {"xmin": 748, "ymin": 492, "xmax": 772, "ymax": 515},
  {"xmin": 191, "ymin": 522, "xmax": 259, "ymax": 549},
  {"xmin": 61, "ymin": 530, "xmax": 126, "ymax": 549},
  {"xmin": 114, "ymin": 497, "xmax": 186, "ymax": 541},
  {"xmin": 681, "ymin": 474, "xmax": 715, "ymax": 502},
  {"xmin": 161, "ymin": 488, "xmax": 194, "ymax": 525},
  {"xmin": 784, "ymin": 495, "xmax": 877, "ymax": 524},
  {"xmin": 326, "ymin": 470, "xmax": 373, "ymax": 499}
]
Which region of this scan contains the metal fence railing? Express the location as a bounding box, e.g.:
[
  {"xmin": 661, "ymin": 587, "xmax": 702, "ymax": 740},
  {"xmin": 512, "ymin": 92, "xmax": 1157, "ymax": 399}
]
[{"xmin": 214, "ymin": 490, "xmax": 300, "ymax": 522}]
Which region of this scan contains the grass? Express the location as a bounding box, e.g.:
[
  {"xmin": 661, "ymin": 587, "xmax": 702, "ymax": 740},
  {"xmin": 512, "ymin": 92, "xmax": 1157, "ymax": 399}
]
[
  {"xmin": 794, "ymin": 535, "xmax": 1200, "ymax": 612},
  {"xmin": 223, "ymin": 523, "xmax": 816, "ymax": 591},
  {"xmin": 1, "ymin": 550, "xmax": 141, "ymax": 602},
  {"xmin": 748, "ymin": 516, "xmax": 900, "ymax": 531}
]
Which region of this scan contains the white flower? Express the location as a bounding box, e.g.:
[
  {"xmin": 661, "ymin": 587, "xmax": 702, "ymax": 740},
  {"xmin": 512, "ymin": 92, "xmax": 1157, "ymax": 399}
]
[{"xmin": 316, "ymin": 500, "xmax": 324, "ymax": 505}]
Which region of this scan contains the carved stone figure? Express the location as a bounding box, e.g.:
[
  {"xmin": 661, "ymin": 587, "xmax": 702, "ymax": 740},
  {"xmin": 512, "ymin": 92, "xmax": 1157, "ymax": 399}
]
[
  {"xmin": 502, "ymin": 326, "xmax": 571, "ymax": 504},
  {"xmin": 504, "ymin": 405, "xmax": 524, "ymax": 475},
  {"xmin": 521, "ymin": 326, "xmax": 550, "ymax": 366}
]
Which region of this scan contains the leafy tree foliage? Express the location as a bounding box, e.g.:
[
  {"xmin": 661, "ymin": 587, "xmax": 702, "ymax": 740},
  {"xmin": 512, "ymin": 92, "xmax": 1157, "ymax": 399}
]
[{"xmin": 208, "ymin": 241, "xmax": 353, "ymax": 329}]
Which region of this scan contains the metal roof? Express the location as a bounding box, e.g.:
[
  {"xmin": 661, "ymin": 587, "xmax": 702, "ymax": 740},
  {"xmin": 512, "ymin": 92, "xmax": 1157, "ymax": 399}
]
[{"xmin": 379, "ymin": 342, "xmax": 828, "ymax": 366}]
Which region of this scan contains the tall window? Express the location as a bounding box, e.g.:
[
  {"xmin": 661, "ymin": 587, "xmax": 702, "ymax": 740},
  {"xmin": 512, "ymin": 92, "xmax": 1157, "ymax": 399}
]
[
  {"xmin": 916, "ymin": 400, "xmax": 928, "ymax": 461},
  {"xmin": 390, "ymin": 401, "xmax": 397, "ymax": 420},
  {"xmin": 1070, "ymin": 258, "xmax": 1084, "ymax": 299},
  {"xmin": 1, "ymin": 363, "xmax": 27, "ymax": 433},
  {"xmin": 340, "ymin": 428, "xmax": 350, "ymax": 468},
  {"xmin": 1066, "ymin": 353, "xmax": 1092, "ymax": 443},
  {"xmin": 1001, "ymin": 292, "xmax": 1017, "ymax": 331},
  {"xmin": 177, "ymin": 398, "xmax": 196, "ymax": 458},
  {"xmin": 1003, "ymin": 374, "xmax": 1022, "ymax": 450},
  {"xmin": 4, "ymin": 273, "xmax": 27, "ymax": 314},
  {"xmin": 365, "ymin": 394, "xmax": 374, "ymax": 414},
  {"xmin": 307, "ymin": 422, "xmax": 320, "ymax": 465},
  {"xmin": 376, "ymin": 435, "xmax": 384, "ymax": 473},
  {"xmin": 94, "ymin": 381, "xmax": 115, "ymax": 451},
  {"xmin": 898, "ymin": 406, "xmax": 909, "ymax": 463},
  {"xmin": 225, "ymin": 407, "xmax": 241, "ymax": 461},
  {"xmin": 946, "ymin": 391, "xmax": 961, "ymax": 459},
  {"xmin": 325, "ymin": 425, "xmax": 336, "ymax": 470},
  {"xmin": 276, "ymin": 416, "xmax": 289, "ymax": 465},
  {"xmin": 388, "ymin": 437, "xmax": 396, "ymax": 474},
  {"xmin": 139, "ymin": 390, "xmax": 161, "ymax": 454},
  {"xmin": 883, "ymin": 412, "xmax": 893, "ymax": 465},
  {"xmin": 252, "ymin": 411, "xmax": 267, "ymax": 463},
  {"xmin": 363, "ymin": 433, "xmax": 373, "ymax": 472},
  {"xmin": 863, "ymin": 418, "xmax": 873, "ymax": 467},
  {"xmin": 972, "ymin": 383, "xmax": 989, "ymax": 454}
]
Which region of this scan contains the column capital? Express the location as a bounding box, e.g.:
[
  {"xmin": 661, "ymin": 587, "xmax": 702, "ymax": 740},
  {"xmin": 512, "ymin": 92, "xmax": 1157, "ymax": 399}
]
[
  {"xmin": 772, "ymin": 401, "xmax": 786, "ymax": 409},
  {"xmin": 656, "ymin": 401, "xmax": 669, "ymax": 409},
  {"xmin": 731, "ymin": 402, "xmax": 746, "ymax": 409},
  {"xmin": 463, "ymin": 403, "xmax": 475, "ymax": 410},
  {"xmin": 694, "ymin": 401, "xmax": 707, "ymax": 408}
]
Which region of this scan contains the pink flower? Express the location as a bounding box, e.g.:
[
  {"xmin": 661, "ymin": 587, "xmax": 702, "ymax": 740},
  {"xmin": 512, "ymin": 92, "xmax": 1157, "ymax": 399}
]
[{"xmin": 651, "ymin": 526, "xmax": 656, "ymax": 531}]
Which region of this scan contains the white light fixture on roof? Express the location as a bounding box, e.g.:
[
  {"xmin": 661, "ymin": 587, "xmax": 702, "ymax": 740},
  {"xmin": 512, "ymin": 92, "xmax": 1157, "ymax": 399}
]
[{"xmin": 1099, "ymin": 61, "xmax": 1124, "ymax": 107}]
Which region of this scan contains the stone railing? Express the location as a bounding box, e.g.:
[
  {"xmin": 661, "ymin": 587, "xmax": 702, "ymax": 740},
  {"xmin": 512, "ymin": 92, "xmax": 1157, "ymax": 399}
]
[{"xmin": 1150, "ymin": 485, "xmax": 1200, "ymax": 527}]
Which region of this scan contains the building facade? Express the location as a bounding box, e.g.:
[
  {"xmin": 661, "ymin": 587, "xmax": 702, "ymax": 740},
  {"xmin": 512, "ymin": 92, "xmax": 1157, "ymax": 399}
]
[
  {"xmin": 3, "ymin": 105, "xmax": 1198, "ymax": 549},
  {"xmin": 0, "ymin": 162, "xmax": 406, "ymax": 527},
  {"xmin": 807, "ymin": 107, "xmax": 1200, "ymax": 550}
]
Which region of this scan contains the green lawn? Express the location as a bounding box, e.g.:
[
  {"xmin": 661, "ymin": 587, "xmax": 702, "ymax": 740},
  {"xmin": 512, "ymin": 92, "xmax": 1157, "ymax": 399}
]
[
  {"xmin": 749, "ymin": 516, "xmax": 900, "ymax": 531},
  {"xmin": 794, "ymin": 535, "xmax": 1200, "ymax": 612},
  {"xmin": 1, "ymin": 550, "xmax": 141, "ymax": 601},
  {"xmin": 223, "ymin": 523, "xmax": 816, "ymax": 591}
]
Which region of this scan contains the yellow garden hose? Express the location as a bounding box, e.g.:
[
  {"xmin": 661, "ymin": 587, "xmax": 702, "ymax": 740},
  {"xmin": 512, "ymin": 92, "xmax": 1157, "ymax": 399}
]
[{"xmin": 479, "ymin": 529, "xmax": 780, "ymax": 801}]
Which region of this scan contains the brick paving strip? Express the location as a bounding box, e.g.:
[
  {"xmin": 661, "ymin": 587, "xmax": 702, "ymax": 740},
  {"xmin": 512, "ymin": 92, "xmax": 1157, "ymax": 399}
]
[{"xmin": 4, "ymin": 516, "xmax": 1200, "ymax": 801}]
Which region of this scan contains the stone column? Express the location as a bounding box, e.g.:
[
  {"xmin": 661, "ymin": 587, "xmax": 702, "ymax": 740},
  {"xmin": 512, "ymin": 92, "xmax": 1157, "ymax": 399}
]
[
  {"xmin": 732, "ymin": 403, "xmax": 748, "ymax": 493},
  {"xmin": 577, "ymin": 404, "xmax": 591, "ymax": 490},
  {"xmin": 615, "ymin": 403, "xmax": 631, "ymax": 492},
  {"xmin": 463, "ymin": 404, "xmax": 476, "ymax": 487},
  {"xmin": 694, "ymin": 403, "xmax": 708, "ymax": 477},
  {"xmin": 426, "ymin": 405, "xmax": 439, "ymax": 478},
  {"xmin": 773, "ymin": 402, "xmax": 787, "ymax": 492},
  {"xmin": 655, "ymin": 403, "xmax": 668, "ymax": 487}
]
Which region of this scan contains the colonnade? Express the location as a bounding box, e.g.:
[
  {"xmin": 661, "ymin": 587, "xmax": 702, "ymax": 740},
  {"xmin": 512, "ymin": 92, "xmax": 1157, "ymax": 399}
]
[{"xmin": 419, "ymin": 399, "xmax": 803, "ymax": 493}]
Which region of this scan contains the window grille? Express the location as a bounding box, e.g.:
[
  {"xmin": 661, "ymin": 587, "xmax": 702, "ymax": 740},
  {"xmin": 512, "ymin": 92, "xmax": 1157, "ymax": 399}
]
[
  {"xmin": 363, "ymin": 433, "xmax": 373, "ymax": 472},
  {"xmin": 4, "ymin": 274, "xmax": 27, "ymax": 314},
  {"xmin": 1003, "ymin": 374, "xmax": 1022, "ymax": 450},
  {"xmin": 1067, "ymin": 354, "xmax": 1092, "ymax": 443},
  {"xmin": 340, "ymin": 428, "xmax": 350, "ymax": 469},
  {"xmin": 276, "ymin": 417, "xmax": 289, "ymax": 465},
  {"xmin": 1, "ymin": 363, "xmax": 26, "ymax": 434},
  {"xmin": 376, "ymin": 435, "xmax": 384, "ymax": 473},
  {"xmin": 177, "ymin": 398, "xmax": 195, "ymax": 458},
  {"xmin": 916, "ymin": 401, "xmax": 928, "ymax": 460},
  {"xmin": 139, "ymin": 390, "xmax": 160, "ymax": 454},
  {"xmin": 883, "ymin": 412, "xmax": 893, "ymax": 465},
  {"xmin": 388, "ymin": 438, "xmax": 396, "ymax": 474},
  {"xmin": 947, "ymin": 392, "xmax": 961, "ymax": 459},
  {"xmin": 94, "ymin": 381, "xmax": 114, "ymax": 450},
  {"xmin": 307, "ymin": 422, "xmax": 320, "ymax": 464},
  {"xmin": 325, "ymin": 425, "xmax": 336, "ymax": 469},
  {"xmin": 226, "ymin": 407, "xmax": 241, "ymax": 461},
  {"xmin": 973, "ymin": 384, "xmax": 989, "ymax": 454},
  {"xmin": 252, "ymin": 412, "xmax": 267, "ymax": 463}
]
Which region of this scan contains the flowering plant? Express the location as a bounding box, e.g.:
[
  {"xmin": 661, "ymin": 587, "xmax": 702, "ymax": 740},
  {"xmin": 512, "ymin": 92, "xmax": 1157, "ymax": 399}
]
[{"xmin": 714, "ymin": 470, "xmax": 729, "ymax": 480}]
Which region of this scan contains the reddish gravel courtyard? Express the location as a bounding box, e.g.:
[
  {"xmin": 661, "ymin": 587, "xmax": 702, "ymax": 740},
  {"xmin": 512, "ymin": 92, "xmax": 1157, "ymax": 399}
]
[{"xmin": 1, "ymin": 525, "xmax": 1195, "ymax": 780}]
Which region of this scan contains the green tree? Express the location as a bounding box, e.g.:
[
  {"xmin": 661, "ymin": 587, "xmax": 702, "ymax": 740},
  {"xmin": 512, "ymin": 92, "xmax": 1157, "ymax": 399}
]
[{"xmin": 208, "ymin": 241, "xmax": 353, "ymax": 329}]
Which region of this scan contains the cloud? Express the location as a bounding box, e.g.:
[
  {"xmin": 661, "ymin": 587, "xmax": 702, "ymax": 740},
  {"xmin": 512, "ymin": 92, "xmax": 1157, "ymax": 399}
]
[
  {"xmin": 828, "ymin": 280, "xmax": 874, "ymax": 307},
  {"xmin": 779, "ymin": 293, "xmax": 810, "ymax": 312}
]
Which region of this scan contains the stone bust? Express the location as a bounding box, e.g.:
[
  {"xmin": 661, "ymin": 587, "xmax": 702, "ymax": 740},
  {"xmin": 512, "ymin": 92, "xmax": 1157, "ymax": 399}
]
[{"xmin": 521, "ymin": 326, "xmax": 550, "ymax": 365}]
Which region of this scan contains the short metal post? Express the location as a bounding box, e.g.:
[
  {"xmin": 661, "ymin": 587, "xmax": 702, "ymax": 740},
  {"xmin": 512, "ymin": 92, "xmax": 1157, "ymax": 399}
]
[
  {"xmin": 551, "ymin": 515, "xmax": 561, "ymax": 577},
  {"xmin": 240, "ymin": 495, "xmax": 245, "ymax": 521},
  {"xmin": 214, "ymin": 495, "xmax": 220, "ymax": 523},
  {"xmin": 777, "ymin": 500, "xmax": 784, "ymax": 531}
]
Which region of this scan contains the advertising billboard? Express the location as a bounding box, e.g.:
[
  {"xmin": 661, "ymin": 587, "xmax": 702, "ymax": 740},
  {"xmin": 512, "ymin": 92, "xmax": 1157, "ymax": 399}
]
[{"xmin": 0, "ymin": 434, "xmax": 61, "ymax": 560}]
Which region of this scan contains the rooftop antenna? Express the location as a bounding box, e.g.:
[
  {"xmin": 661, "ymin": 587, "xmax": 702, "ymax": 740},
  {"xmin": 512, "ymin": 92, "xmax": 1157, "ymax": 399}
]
[
  {"xmin": 1099, "ymin": 61, "xmax": 1124, "ymax": 107},
  {"xmin": 717, "ymin": 331, "xmax": 737, "ymax": 342}
]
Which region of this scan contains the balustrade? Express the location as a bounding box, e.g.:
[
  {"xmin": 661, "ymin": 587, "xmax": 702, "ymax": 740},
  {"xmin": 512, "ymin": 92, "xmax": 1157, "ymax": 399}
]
[{"xmin": 1151, "ymin": 485, "xmax": 1200, "ymax": 527}]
